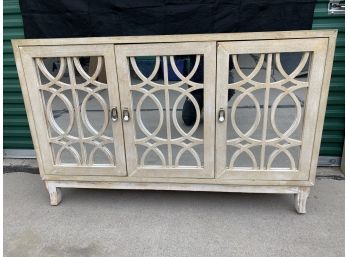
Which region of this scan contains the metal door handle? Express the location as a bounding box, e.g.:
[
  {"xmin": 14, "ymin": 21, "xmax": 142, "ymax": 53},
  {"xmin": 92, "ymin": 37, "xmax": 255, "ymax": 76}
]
[
  {"xmin": 218, "ymin": 108, "xmax": 225, "ymax": 123},
  {"xmin": 123, "ymin": 108, "xmax": 130, "ymax": 122},
  {"xmin": 111, "ymin": 107, "xmax": 118, "ymax": 122}
]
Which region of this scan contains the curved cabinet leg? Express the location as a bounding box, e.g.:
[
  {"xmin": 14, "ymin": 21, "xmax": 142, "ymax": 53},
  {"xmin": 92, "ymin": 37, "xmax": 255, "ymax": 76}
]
[
  {"xmin": 45, "ymin": 182, "xmax": 62, "ymax": 206},
  {"xmin": 294, "ymin": 187, "xmax": 310, "ymax": 214}
]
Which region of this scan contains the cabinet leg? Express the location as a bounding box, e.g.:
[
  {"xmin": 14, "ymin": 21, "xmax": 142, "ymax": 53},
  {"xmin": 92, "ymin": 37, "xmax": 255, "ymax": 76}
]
[
  {"xmin": 45, "ymin": 182, "xmax": 62, "ymax": 206},
  {"xmin": 294, "ymin": 187, "xmax": 310, "ymax": 214}
]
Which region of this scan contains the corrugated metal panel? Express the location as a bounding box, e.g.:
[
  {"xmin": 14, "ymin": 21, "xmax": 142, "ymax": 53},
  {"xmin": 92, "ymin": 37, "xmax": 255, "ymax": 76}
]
[
  {"xmin": 3, "ymin": 0, "xmax": 345, "ymax": 157},
  {"xmin": 313, "ymin": 0, "xmax": 345, "ymax": 156},
  {"xmin": 3, "ymin": 0, "xmax": 32, "ymax": 149}
]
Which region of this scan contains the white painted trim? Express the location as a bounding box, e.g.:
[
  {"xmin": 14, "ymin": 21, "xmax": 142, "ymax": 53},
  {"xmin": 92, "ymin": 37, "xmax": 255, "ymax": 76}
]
[
  {"xmin": 3, "ymin": 149, "xmax": 37, "ymax": 159},
  {"xmin": 47, "ymin": 180, "xmax": 302, "ymax": 194}
]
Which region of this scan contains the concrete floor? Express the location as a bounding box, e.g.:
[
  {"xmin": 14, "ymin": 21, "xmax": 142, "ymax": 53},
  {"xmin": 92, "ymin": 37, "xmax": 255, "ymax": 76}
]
[{"xmin": 4, "ymin": 169, "xmax": 344, "ymax": 257}]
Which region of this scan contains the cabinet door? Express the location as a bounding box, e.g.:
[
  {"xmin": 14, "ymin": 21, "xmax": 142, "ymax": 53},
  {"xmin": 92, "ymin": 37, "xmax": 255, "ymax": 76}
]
[
  {"xmin": 115, "ymin": 42, "xmax": 216, "ymax": 178},
  {"xmin": 215, "ymin": 38, "xmax": 328, "ymax": 180},
  {"xmin": 20, "ymin": 45, "xmax": 127, "ymax": 176}
]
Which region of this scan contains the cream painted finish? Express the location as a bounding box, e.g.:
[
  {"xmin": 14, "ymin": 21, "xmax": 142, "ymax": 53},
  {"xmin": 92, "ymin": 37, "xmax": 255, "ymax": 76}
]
[
  {"xmin": 19, "ymin": 45, "xmax": 127, "ymax": 176},
  {"xmin": 115, "ymin": 42, "xmax": 216, "ymax": 178},
  {"xmin": 12, "ymin": 30, "xmax": 337, "ymax": 213},
  {"xmin": 215, "ymin": 38, "xmax": 328, "ymax": 181}
]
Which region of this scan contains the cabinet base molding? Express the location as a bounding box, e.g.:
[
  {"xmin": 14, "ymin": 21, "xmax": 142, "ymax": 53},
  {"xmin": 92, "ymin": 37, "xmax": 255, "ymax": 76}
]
[{"xmin": 45, "ymin": 180, "xmax": 310, "ymax": 213}]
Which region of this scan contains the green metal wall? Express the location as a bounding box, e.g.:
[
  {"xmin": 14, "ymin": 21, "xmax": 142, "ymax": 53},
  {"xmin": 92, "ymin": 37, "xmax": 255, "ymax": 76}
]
[
  {"xmin": 3, "ymin": 0, "xmax": 345, "ymax": 156},
  {"xmin": 3, "ymin": 0, "xmax": 32, "ymax": 149},
  {"xmin": 312, "ymin": 0, "xmax": 345, "ymax": 156}
]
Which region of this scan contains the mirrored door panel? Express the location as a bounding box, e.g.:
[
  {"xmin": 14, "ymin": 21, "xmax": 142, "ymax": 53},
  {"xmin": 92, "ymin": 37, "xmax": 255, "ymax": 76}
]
[
  {"xmin": 115, "ymin": 42, "xmax": 216, "ymax": 178},
  {"xmin": 216, "ymin": 38, "xmax": 328, "ymax": 180},
  {"xmin": 20, "ymin": 45, "xmax": 127, "ymax": 176}
]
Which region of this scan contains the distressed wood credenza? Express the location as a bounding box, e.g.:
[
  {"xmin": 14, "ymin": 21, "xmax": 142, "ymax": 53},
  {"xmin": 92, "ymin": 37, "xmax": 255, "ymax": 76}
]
[{"xmin": 12, "ymin": 30, "xmax": 337, "ymax": 213}]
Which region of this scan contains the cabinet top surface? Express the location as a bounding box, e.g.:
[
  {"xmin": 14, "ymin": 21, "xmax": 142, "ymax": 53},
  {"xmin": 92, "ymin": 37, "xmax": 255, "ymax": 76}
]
[{"xmin": 12, "ymin": 29, "xmax": 337, "ymax": 47}]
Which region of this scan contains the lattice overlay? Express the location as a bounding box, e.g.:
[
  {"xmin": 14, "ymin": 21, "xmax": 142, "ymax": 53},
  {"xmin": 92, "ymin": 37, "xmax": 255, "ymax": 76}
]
[
  {"xmin": 226, "ymin": 52, "xmax": 310, "ymax": 171},
  {"xmin": 129, "ymin": 55, "xmax": 204, "ymax": 168},
  {"xmin": 36, "ymin": 57, "xmax": 116, "ymax": 166}
]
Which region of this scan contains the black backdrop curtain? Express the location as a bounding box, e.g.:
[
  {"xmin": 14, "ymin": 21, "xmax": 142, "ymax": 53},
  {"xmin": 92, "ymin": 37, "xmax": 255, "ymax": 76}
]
[{"xmin": 19, "ymin": 0, "xmax": 316, "ymax": 38}]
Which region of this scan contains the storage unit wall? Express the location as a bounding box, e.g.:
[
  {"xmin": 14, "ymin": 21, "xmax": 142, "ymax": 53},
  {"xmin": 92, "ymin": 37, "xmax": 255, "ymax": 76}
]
[
  {"xmin": 4, "ymin": 0, "xmax": 32, "ymax": 150},
  {"xmin": 312, "ymin": 0, "xmax": 345, "ymax": 160}
]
